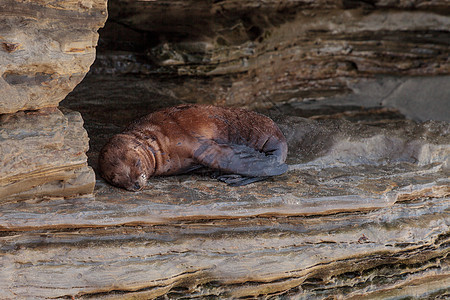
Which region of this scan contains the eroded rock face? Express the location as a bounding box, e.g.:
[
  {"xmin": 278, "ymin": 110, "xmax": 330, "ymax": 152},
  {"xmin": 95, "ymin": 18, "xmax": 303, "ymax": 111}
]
[
  {"xmin": 0, "ymin": 0, "xmax": 448, "ymax": 297},
  {"xmin": 277, "ymin": 116, "xmax": 450, "ymax": 170},
  {"xmin": 0, "ymin": 108, "xmax": 95, "ymax": 201},
  {"xmin": 59, "ymin": 80, "xmax": 450, "ymax": 298},
  {"xmin": 0, "ymin": 0, "xmax": 107, "ymax": 200},
  {"xmin": 0, "ymin": 0, "xmax": 107, "ymax": 114},
  {"xmin": 98, "ymin": 0, "xmax": 450, "ymax": 111},
  {"xmin": 0, "ymin": 111, "xmax": 448, "ymax": 298}
]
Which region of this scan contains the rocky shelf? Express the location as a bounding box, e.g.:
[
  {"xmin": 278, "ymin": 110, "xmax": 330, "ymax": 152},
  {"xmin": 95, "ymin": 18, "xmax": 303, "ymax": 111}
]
[
  {"xmin": 0, "ymin": 0, "xmax": 449, "ymax": 298},
  {"xmin": 1, "ymin": 99, "xmax": 448, "ymax": 298}
]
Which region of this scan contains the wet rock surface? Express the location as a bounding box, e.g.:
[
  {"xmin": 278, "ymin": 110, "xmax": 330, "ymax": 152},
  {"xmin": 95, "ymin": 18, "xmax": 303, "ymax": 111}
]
[{"xmin": 1, "ymin": 75, "xmax": 448, "ymax": 298}]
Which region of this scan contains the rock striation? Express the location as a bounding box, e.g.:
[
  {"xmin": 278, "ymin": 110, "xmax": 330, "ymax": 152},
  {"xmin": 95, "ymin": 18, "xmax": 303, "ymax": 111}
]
[
  {"xmin": 0, "ymin": 0, "xmax": 448, "ymax": 297},
  {"xmin": 98, "ymin": 0, "xmax": 450, "ymax": 110},
  {"xmin": 0, "ymin": 114, "xmax": 448, "ymax": 298},
  {"xmin": 0, "ymin": 0, "xmax": 107, "ymax": 200},
  {"xmin": 0, "ymin": 0, "xmax": 107, "ymax": 114},
  {"xmin": 0, "ymin": 108, "xmax": 95, "ymax": 202}
]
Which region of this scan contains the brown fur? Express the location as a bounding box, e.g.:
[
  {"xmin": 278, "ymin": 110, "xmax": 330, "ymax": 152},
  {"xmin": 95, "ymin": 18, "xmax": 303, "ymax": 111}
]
[{"xmin": 98, "ymin": 104, "xmax": 288, "ymax": 191}]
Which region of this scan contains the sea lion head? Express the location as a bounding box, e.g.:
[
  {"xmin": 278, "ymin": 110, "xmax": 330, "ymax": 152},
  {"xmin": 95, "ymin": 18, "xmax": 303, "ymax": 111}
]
[{"xmin": 98, "ymin": 134, "xmax": 155, "ymax": 191}]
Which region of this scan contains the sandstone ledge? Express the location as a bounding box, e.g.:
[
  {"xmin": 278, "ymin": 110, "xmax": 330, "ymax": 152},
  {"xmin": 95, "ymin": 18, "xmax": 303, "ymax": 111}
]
[{"xmin": 1, "ymin": 111, "xmax": 448, "ymax": 299}]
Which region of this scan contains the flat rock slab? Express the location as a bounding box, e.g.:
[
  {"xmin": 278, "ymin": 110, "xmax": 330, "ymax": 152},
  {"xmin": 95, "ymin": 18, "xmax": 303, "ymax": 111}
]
[{"xmin": 1, "ymin": 99, "xmax": 448, "ymax": 298}]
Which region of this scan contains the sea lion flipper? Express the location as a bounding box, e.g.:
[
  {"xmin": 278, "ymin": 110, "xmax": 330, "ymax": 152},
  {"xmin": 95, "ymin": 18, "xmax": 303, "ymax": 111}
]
[
  {"xmin": 216, "ymin": 174, "xmax": 268, "ymax": 186},
  {"xmin": 194, "ymin": 141, "xmax": 288, "ymax": 177}
]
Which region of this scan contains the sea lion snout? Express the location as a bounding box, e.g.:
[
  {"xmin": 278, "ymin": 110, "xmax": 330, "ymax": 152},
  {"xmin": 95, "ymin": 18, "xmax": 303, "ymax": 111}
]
[{"xmin": 98, "ymin": 134, "xmax": 154, "ymax": 191}]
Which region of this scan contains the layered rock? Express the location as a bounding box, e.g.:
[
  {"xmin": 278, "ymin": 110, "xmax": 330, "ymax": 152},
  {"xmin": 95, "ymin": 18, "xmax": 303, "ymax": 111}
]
[
  {"xmin": 0, "ymin": 0, "xmax": 448, "ymax": 297},
  {"xmin": 0, "ymin": 0, "xmax": 107, "ymax": 114},
  {"xmin": 98, "ymin": 0, "xmax": 450, "ymax": 115},
  {"xmin": 0, "ymin": 115, "xmax": 448, "ymax": 298},
  {"xmin": 0, "ymin": 108, "xmax": 95, "ymax": 202},
  {"xmin": 0, "ymin": 0, "xmax": 107, "ymax": 200}
]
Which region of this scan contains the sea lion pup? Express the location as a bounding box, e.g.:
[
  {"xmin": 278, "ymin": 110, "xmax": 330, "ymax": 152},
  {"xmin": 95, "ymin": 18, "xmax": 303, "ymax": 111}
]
[{"xmin": 98, "ymin": 104, "xmax": 288, "ymax": 191}]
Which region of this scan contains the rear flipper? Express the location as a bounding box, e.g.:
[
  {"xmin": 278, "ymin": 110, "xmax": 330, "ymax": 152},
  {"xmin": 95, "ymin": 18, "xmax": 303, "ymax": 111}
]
[
  {"xmin": 194, "ymin": 141, "xmax": 288, "ymax": 179},
  {"xmin": 215, "ymin": 174, "xmax": 269, "ymax": 186}
]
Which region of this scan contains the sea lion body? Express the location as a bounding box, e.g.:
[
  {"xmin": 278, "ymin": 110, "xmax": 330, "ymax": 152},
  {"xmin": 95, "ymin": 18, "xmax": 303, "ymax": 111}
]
[{"xmin": 99, "ymin": 104, "xmax": 288, "ymax": 191}]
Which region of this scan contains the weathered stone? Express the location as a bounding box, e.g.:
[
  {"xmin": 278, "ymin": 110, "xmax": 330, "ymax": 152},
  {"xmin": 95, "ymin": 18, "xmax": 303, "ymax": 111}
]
[
  {"xmin": 97, "ymin": 0, "xmax": 450, "ymax": 110},
  {"xmin": 0, "ymin": 0, "xmax": 107, "ymax": 114},
  {"xmin": 0, "ymin": 108, "xmax": 94, "ymax": 202},
  {"xmin": 274, "ymin": 76, "xmax": 450, "ymax": 122},
  {"xmin": 0, "ymin": 0, "xmax": 448, "ymax": 297},
  {"xmin": 277, "ymin": 116, "xmax": 450, "ymax": 170},
  {"xmin": 2, "ymin": 91, "xmax": 448, "ymax": 298}
]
